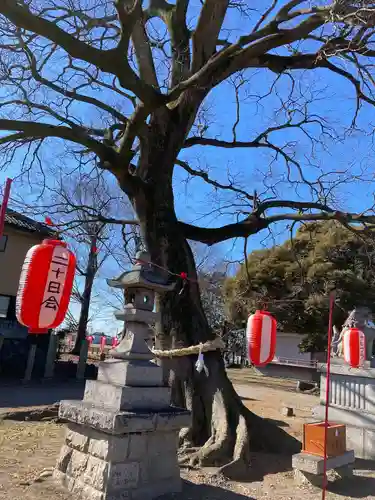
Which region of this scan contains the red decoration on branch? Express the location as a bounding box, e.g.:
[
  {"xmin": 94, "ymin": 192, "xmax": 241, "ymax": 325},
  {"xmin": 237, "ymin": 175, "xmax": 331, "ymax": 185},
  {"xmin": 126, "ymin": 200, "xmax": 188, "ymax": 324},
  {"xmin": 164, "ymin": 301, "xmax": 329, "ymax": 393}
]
[
  {"xmin": 246, "ymin": 310, "xmax": 277, "ymax": 366},
  {"xmin": 343, "ymin": 328, "xmax": 366, "ymax": 368},
  {"xmin": 45, "ymin": 217, "xmax": 54, "ymax": 226},
  {"xmin": 179, "ymin": 272, "xmax": 188, "ymax": 280},
  {"xmin": 0, "ymin": 178, "xmax": 12, "ymax": 238},
  {"xmin": 86, "ymin": 335, "xmax": 93, "ymax": 347},
  {"xmin": 16, "ymin": 239, "xmax": 76, "ymax": 334},
  {"xmin": 112, "ymin": 336, "xmax": 119, "ymax": 348}
]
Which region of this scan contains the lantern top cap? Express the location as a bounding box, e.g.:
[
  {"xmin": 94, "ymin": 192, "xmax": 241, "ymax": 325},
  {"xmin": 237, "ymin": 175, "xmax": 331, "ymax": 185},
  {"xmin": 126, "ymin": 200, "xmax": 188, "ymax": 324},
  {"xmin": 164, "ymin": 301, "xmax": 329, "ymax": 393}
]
[
  {"xmin": 42, "ymin": 239, "xmax": 66, "ymax": 247},
  {"xmin": 106, "ymin": 250, "xmax": 176, "ymax": 292},
  {"xmin": 253, "ymin": 310, "xmax": 274, "ymax": 316}
]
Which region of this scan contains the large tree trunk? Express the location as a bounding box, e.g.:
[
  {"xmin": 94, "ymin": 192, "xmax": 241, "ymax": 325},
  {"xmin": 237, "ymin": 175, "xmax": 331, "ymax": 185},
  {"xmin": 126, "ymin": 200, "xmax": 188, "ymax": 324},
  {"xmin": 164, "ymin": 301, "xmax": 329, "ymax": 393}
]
[{"xmin": 130, "ymin": 147, "xmax": 301, "ymax": 476}]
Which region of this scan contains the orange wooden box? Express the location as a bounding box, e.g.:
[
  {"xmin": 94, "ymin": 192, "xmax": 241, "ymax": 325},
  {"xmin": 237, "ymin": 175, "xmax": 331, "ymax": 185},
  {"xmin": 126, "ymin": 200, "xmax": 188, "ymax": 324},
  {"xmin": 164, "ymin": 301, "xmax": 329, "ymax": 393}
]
[{"xmin": 303, "ymin": 422, "xmax": 346, "ymax": 458}]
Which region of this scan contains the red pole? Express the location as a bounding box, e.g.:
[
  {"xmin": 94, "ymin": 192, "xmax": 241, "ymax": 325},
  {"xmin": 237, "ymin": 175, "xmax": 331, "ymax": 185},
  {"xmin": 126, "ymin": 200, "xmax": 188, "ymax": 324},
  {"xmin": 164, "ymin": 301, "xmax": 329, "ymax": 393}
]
[
  {"xmin": 322, "ymin": 291, "xmax": 336, "ymax": 500},
  {"xmin": 0, "ymin": 178, "xmax": 12, "ymax": 238}
]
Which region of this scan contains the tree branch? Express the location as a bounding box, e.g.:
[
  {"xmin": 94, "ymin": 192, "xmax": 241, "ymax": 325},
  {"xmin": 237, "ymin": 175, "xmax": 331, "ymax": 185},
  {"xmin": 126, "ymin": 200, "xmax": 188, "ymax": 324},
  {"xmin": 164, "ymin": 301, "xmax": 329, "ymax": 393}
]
[
  {"xmin": 192, "ymin": 0, "xmax": 230, "ymax": 73},
  {"xmin": 23, "ymin": 44, "xmax": 128, "ymax": 123},
  {"xmin": 176, "ymin": 159, "xmax": 254, "ymax": 201},
  {"xmin": 180, "ymin": 215, "xmax": 268, "ymax": 245},
  {"xmin": 0, "ymin": 119, "xmax": 115, "ymax": 160},
  {"xmin": 179, "ymin": 205, "xmax": 375, "ymax": 245},
  {"xmin": 170, "ymin": 0, "xmax": 191, "ymax": 86},
  {"xmin": 125, "ymin": 1, "xmax": 159, "ymax": 88},
  {"xmin": 0, "ymin": 1, "xmax": 118, "ymax": 77},
  {"xmin": 0, "ymin": 0, "xmax": 164, "ymax": 105}
]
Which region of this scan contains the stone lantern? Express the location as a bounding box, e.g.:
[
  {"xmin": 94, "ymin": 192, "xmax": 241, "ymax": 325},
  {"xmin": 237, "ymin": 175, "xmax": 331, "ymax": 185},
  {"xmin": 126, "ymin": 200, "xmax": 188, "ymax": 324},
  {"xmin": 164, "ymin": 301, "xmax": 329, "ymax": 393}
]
[
  {"xmin": 107, "ymin": 250, "xmax": 174, "ymax": 364},
  {"xmin": 55, "ymin": 251, "xmax": 191, "ymax": 500}
]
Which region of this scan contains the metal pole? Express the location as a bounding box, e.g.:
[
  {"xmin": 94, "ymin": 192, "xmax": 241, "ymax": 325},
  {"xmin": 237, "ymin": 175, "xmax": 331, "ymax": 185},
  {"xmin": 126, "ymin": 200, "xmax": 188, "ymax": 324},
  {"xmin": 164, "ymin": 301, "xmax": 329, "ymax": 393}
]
[
  {"xmin": 23, "ymin": 343, "xmax": 37, "ymax": 383},
  {"xmin": 322, "ymin": 291, "xmax": 335, "ymax": 500},
  {"xmin": 44, "ymin": 333, "xmax": 58, "ymax": 378},
  {"xmin": 0, "ymin": 178, "xmax": 12, "ymax": 237},
  {"xmin": 76, "ymin": 339, "xmax": 88, "ymax": 380}
]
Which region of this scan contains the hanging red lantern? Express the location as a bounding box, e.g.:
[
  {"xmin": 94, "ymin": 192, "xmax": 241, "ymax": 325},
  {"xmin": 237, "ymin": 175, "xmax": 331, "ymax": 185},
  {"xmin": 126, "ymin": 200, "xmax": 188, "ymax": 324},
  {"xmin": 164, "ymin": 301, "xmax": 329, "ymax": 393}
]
[
  {"xmin": 100, "ymin": 335, "xmax": 106, "ymax": 352},
  {"xmin": 112, "ymin": 336, "xmax": 119, "ymax": 348},
  {"xmin": 343, "ymin": 328, "xmax": 366, "ymax": 368},
  {"xmin": 246, "ymin": 310, "xmax": 277, "ymax": 366},
  {"xmin": 86, "ymin": 335, "xmax": 93, "ymax": 347},
  {"xmin": 16, "ymin": 239, "xmax": 76, "ymax": 334}
]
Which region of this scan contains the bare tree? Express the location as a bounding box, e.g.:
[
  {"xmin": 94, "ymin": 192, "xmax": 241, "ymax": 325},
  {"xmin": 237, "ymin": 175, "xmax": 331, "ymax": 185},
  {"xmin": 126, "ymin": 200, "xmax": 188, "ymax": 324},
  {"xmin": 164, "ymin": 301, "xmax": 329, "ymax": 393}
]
[
  {"xmin": 2, "ymin": 0, "xmax": 375, "ymax": 473},
  {"xmin": 14, "ymin": 171, "xmax": 135, "ymax": 351}
]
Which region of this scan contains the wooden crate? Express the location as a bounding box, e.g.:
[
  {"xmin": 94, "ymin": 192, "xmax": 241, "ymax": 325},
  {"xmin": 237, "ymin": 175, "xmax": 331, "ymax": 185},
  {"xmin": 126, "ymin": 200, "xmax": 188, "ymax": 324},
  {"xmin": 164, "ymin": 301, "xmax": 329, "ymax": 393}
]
[{"xmin": 303, "ymin": 422, "xmax": 346, "ymax": 458}]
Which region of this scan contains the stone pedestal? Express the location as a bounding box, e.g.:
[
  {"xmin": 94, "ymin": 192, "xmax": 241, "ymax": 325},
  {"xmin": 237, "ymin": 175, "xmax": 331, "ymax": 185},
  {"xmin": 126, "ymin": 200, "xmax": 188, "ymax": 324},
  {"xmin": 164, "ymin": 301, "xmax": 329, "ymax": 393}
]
[
  {"xmin": 55, "ymin": 250, "xmax": 190, "ymax": 499},
  {"xmin": 55, "ymin": 359, "xmax": 191, "ymax": 500},
  {"xmin": 312, "ymin": 362, "xmax": 375, "ymax": 459}
]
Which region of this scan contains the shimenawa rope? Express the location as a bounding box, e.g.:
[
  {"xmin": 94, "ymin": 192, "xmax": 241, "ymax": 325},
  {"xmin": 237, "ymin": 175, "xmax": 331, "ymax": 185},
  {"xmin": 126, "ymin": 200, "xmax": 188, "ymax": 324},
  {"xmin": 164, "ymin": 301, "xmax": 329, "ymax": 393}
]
[{"xmin": 151, "ymin": 336, "xmax": 225, "ymax": 358}]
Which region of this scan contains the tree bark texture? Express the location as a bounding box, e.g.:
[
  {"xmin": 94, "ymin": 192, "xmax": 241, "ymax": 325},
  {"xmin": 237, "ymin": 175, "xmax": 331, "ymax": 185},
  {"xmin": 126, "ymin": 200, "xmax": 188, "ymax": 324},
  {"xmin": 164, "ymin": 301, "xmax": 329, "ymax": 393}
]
[{"xmin": 129, "ymin": 125, "xmax": 301, "ymax": 475}]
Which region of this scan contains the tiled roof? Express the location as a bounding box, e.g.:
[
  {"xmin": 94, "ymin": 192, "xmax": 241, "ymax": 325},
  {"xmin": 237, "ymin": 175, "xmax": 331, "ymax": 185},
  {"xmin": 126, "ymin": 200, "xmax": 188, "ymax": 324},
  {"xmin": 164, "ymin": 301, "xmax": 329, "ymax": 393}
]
[{"xmin": 4, "ymin": 208, "xmax": 55, "ymax": 236}]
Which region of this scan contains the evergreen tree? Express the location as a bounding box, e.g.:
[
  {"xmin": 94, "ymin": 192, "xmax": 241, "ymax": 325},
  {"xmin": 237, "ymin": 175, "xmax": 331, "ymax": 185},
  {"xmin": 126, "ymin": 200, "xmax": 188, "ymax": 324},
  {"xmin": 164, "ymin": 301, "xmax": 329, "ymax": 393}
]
[{"xmin": 225, "ymin": 222, "xmax": 375, "ymax": 352}]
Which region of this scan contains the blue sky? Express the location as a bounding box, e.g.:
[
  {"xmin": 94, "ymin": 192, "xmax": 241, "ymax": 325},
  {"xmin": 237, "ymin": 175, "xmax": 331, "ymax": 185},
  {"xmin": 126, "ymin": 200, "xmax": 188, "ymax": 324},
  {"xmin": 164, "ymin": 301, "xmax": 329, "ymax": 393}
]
[{"xmin": 1, "ymin": 1, "xmax": 375, "ymax": 333}]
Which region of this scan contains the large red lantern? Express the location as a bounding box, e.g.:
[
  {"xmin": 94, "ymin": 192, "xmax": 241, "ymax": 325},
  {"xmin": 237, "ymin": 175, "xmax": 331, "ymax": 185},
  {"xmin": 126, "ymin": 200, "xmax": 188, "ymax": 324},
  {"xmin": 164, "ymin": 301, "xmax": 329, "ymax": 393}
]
[
  {"xmin": 16, "ymin": 239, "xmax": 76, "ymax": 334},
  {"xmin": 343, "ymin": 328, "xmax": 366, "ymax": 368},
  {"xmin": 247, "ymin": 310, "xmax": 277, "ymax": 366}
]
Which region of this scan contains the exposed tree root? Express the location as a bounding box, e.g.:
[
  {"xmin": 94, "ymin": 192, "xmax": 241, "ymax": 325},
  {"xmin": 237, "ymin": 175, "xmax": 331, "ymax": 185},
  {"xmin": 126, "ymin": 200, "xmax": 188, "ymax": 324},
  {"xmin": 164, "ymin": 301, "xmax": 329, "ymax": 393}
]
[{"xmin": 175, "ymin": 353, "xmax": 301, "ymax": 479}]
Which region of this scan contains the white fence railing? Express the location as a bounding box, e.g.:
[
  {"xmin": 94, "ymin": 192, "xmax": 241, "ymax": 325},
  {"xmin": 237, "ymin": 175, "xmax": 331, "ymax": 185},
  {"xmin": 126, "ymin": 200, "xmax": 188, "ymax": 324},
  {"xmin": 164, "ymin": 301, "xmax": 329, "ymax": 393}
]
[{"xmin": 271, "ymin": 356, "xmax": 318, "ymax": 368}]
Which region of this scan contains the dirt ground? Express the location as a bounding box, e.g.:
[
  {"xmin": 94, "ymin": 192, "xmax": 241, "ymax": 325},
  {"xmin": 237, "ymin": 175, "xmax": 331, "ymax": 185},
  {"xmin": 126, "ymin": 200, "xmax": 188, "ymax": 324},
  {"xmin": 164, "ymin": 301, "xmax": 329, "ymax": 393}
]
[{"xmin": 0, "ymin": 369, "xmax": 374, "ymax": 499}]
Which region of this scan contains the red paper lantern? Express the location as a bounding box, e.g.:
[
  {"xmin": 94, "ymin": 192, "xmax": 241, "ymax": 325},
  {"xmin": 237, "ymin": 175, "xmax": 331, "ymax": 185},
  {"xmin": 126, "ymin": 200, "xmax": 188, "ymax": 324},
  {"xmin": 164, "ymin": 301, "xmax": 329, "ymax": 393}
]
[
  {"xmin": 16, "ymin": 239, "xmax": 76, "ymax": 334},
  {"xmin": 100, "ymin": 335, "xmax": 106, "ymax": 352},
  {"xmin": 112, "ymin": 336, "xmax": 119, "ymax": 348},
  {"xmin": 87, "ymin": 335, "xmax": 93, "ymax": 347},
  {"xmin": 343, "ymin": 328, "xmax": 366, "ymax": 368},
  {"xmin": 246, "ymin": 310, "xmax": 277, "ymax": 366}
]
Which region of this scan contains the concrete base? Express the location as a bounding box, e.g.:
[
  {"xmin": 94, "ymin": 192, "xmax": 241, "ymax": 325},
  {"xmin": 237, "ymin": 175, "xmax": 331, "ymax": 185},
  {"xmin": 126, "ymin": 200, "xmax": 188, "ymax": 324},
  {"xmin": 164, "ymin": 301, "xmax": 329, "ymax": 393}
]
[
  {"xmin": 55, "ymin": 407, "xmax": 191, "ymax": 500},
  {"xmin": 292, "ymin": 451, "xmax": 355, "ymax": 486}
]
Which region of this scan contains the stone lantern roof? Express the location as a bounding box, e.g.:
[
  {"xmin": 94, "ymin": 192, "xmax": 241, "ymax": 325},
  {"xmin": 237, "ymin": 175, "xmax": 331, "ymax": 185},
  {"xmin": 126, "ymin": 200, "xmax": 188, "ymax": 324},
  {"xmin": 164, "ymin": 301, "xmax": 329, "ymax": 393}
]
[{"xmin": 106, "ymin": 251, "xmax": 175, "ymax": 293}]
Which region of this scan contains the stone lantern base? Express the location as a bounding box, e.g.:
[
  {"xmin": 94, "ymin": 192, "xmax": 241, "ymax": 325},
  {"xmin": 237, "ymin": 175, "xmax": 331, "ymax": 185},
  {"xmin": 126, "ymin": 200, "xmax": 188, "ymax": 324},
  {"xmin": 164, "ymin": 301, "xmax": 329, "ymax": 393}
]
[
  {"xmin": 55, "ymin": 400, "xmax": 190, "ymax": 500},
  {"xmin": 54, "ymin": 356, "xmax": 191, "ymax": 500}
]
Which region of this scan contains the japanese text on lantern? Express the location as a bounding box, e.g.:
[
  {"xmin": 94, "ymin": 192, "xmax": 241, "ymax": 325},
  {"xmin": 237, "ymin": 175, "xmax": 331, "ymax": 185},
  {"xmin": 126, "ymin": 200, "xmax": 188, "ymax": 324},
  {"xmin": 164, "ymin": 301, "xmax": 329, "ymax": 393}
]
[
  {"xmin": 16, "ymin": 239, "xmax": 76, "ymax": 334},
  {"xmin": 43, "ymin": 251, "xmax": 68, "ymax": 308},
  {"xmin": 40, "ymin": 247, "xmax": 69, "ymax": 324}
]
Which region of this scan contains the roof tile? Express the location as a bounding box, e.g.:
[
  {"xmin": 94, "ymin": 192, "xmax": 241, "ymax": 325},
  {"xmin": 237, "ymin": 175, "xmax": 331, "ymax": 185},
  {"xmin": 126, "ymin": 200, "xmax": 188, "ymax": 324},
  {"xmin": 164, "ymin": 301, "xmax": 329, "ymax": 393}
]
[{"xmin": 3, "ymin": 208, "xmax": 55, "ymax": 236}]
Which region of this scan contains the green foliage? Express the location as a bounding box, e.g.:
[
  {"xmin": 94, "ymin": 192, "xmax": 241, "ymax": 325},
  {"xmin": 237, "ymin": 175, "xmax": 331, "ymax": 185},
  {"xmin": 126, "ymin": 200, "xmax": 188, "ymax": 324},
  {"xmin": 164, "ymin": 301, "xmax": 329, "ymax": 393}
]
[{"xmin": 224, "ymin": 222, "xmax": 375, "ymax": 352}]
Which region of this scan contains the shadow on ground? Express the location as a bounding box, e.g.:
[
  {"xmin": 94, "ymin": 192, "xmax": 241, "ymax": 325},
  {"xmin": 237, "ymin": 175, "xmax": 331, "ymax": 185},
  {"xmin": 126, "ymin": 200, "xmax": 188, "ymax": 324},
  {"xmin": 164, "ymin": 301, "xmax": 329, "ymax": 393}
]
[
  {"xmin": 220, "ymin": 452, "xmax": 294, "ymax": 483},
  {"xmin": 326, "ymin": 459, "xmax": 375, "ymax": 498},
  {"xmin": 264, "ymin": 417, "xmax": 290, "ymax": 428},
  {"xmin": 0, "ymin": 381, "xmax": 85, "ymax": 410},
  {"xmin": 174, "ymin": 480, "xmax": 253, "ymax": 499},
  {"xmin": 327, "ymin": 476, "xmax": 375, "ymax": 498},
  {"xmin": 354, "ymin": 459, "xmax": 375, "ymax": 471}
]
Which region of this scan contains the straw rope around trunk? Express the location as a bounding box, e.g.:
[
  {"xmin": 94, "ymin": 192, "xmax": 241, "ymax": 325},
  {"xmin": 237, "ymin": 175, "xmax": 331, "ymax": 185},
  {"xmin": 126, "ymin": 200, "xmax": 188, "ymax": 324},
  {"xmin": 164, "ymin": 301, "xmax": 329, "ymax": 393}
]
[{"xmin": 151, "ymin": 337, "xmax": 225, "ymax": 358}]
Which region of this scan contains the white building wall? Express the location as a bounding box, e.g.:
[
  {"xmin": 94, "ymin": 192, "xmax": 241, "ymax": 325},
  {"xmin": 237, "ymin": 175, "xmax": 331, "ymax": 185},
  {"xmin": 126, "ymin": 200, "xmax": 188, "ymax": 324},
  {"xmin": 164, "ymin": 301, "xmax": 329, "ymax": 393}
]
[{"xmin": 274, "ymin": 334, "xmax": 311, "ymax": 362}]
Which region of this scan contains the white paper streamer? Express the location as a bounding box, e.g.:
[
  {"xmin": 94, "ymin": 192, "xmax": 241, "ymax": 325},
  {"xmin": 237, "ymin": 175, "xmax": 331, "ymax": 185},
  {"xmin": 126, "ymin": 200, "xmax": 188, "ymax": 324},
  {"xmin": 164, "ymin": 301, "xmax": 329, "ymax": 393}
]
[{"xmin": 195, "ymin": 343, "xmax": 209, "ymax": 376}]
